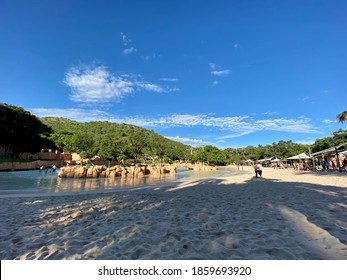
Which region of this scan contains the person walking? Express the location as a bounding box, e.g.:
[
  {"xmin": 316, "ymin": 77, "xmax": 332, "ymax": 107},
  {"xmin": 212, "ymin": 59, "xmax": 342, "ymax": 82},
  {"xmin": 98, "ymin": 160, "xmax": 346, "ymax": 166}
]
[
  {"xmin": 257, "ymin": 162, "xmax": 263, "ymax": 177},
  {"xmin": 254, "ymin": 164, "xmax": 258, "ymax": 177}
]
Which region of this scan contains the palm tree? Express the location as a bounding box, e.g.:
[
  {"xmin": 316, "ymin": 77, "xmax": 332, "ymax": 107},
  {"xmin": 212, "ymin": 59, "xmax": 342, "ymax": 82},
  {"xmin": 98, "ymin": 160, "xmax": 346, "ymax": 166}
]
[{"xmin": 336, "ymin": 111, "xmax": 347, "ymax": 124}]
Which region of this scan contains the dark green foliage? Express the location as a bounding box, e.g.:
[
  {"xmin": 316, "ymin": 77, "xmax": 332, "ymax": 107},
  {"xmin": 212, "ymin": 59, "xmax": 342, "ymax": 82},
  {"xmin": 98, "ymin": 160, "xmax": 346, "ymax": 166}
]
[
  {"xmin": 187, "ymin": 145, "xmax": 227, "ymax": 165},
  {"xmin": 336, "ymin": 111, "xmax": 347, "ymax": 124},
  {"xmin": 41, "ymin": 117, "xmax": 190, "ymax": 162},
  {"xmin": 0, "ymin": 103, "xmax": 53, "ymax": 156},
  {"xmin": 310, "ymin": 129, "xmax": 347, "ymax": 153},
  {"xmin": 2, "ymin": 104, "xmax": 346, "ymax": 165}
]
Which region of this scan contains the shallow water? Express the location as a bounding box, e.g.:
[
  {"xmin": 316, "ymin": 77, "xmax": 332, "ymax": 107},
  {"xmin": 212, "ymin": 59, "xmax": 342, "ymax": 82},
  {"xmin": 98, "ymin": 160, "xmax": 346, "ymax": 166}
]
[{"xmin": 0, "ymin": 166, "xmax": 241, "ymax": 196}]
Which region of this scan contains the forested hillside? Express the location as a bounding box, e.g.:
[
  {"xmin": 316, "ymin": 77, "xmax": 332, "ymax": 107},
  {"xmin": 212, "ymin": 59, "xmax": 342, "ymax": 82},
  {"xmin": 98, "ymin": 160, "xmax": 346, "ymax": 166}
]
[
  {"xmin": 41, "ymin": 117, "xmax": 190, "ymax": 162},
  {"xmin": 1, "ymin": 103, "xmax": 346, "ymax": 165},
  {"xmin": 0, "ymin": 103, "xmax": 52, "ymax": 157}
]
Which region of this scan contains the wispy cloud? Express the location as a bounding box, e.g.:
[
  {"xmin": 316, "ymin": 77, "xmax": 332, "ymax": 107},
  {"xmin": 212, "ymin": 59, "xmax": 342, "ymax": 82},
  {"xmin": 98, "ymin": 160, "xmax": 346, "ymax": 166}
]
[
  {"xmin": 217, "ymin": 131, "xmax": 253, "ymax": 140},
  {"xmin": 208, "ymin": 63, "xmax": 218, "ymax": 70},
  {"xmin": 262, "ymin": 111, "xmax": 279, "ymax": 116},
  {"xmin": 31, "ymin": 108, "xmax": 319, "ymax": 136},
  {"xmin": 302, "ymin": 96, "xmax": 309, "ymax": 101},
  {"xmin": 212, "ymin": 81, "xmax": 219, "ymax": 87},
  {"xmin": 160, "ymin": 78, "xmax": 179, "ymax": 82},
  {"xmin": 30, "ymin": 108, "xmax": 111, "ymax": 123},
  {"xmin": 63, "ymin": 65, "xmax": 176, "ymax": 104},
  {"xmin": 295, "ymin": 139, "xmax": 316, "ymax": 145},
  {"xmin": 123, "ymin": 47, "xmax": 137, "ymax": 55},
  {"xmin": 322, "ymin": 119, "xmax": 334, "ymax": 124},
  {"xmin": 142, "ymin": 53, "xmax": 160, "ymax": 60},
  {"xmin": 209, "ymin": 63, "xmax": 230, "ymax": 77},
  {"xmin": 120, "ymin": 32, "xmax": 131, "ymax": 46},
  {"xmin": 164, "ymin": 136, "xmax": 207, "ymax": 147},
  {"xmin": 120, "ymin": 32, "xmax": 137, "ymax": 55},
  {"xmin": 253, "ymin": 118, "xmax": 317, "ymax": 133},
  {"xmin": 211, "ymin": 70, "xmax": 230, "ymax": 77}
]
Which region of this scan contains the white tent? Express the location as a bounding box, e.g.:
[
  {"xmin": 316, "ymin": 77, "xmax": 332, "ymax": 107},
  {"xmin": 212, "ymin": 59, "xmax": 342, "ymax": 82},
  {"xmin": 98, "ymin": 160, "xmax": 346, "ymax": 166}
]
[
  {"xmin": 286, "ymin": 153, "xmax": 311, "ymax": 160},
  {"xmin": 258, "ymin": 157, "xmax": 273, "ymax": 163}
]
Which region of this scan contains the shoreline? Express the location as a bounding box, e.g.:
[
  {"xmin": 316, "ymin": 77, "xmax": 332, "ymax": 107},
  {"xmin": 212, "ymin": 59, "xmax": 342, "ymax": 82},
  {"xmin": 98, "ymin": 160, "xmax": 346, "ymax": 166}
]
[{"xmin": 1, "ymin": 166, "xmax": 347, "ymax": 260}]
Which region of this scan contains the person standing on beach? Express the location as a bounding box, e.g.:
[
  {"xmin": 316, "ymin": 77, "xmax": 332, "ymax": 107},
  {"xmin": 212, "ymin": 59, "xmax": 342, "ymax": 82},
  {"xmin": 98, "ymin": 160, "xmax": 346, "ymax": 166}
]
[
  {"xmin": 343, "ymin": 158, "xmax": 347, "ymax": 171},
  {"xmin": 257, "ymin": 163, "xmax": 263, "ymax": 177},
  {"xmin": 254, "ymin": 164, "xmax": 258, "ymax": 177}
]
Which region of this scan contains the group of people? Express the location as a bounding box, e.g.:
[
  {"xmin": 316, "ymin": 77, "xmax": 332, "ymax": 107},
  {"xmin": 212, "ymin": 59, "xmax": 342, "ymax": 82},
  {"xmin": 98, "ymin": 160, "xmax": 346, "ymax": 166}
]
[
  {"xmin": 321, "ymin": 158, "xmax": 347, "ymax": 171},
  {"xmin": 322, "ymin": 157, "xmax": 347, "ymax": 171},
  {"xmin": 39, "ymin": 165, "xmax": 57, "ymax": 173}
]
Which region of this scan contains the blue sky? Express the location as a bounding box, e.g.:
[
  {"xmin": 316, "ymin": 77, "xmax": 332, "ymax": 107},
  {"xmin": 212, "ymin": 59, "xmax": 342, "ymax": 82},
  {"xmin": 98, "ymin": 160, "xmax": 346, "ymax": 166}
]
[{"xmin": 1, "ymin": 0, "xmax": 346, "ymax": 149}]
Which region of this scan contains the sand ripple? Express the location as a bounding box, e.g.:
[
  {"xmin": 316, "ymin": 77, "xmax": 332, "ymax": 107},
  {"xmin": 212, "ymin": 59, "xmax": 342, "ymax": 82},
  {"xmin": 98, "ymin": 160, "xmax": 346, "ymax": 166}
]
[{"xmin": 1, "ymin": 166, "xmax": 347, "ymax": 260}]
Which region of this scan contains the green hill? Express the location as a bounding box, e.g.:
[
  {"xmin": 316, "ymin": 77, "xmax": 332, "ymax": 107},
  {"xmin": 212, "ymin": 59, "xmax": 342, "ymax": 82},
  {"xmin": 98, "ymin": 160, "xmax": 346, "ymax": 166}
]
[{"xmin": 41, "ymin": 117, "xmax": 190, "ymax": 162}]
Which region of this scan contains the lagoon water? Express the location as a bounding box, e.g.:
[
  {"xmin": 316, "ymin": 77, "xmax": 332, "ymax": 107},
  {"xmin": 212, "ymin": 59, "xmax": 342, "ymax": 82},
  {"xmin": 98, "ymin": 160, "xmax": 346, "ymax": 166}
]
[{"xmin": 0, "ymin": 166, "xmax": 242, "ymax": 196}]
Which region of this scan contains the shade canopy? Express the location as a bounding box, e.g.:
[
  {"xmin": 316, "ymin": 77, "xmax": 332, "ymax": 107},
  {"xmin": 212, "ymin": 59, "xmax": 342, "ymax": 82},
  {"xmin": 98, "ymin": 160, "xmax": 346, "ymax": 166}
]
[
  {"xmin": 286, "ymin": 153, "xmax": 311, "ymax": 160},
  {"xmin": 312, "ymin": 143, "xmax": 347, "ymax": 158},
  {"xmin": 258, "ymin": 157, "xmax": 273, "ymax": 162}
]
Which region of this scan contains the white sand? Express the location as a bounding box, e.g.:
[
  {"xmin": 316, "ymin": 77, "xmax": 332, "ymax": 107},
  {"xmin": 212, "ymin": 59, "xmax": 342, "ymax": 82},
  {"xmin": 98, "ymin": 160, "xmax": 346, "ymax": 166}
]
[{"xmin": 1, "ymin": 166, "xmax": 347, "ymax": 260}]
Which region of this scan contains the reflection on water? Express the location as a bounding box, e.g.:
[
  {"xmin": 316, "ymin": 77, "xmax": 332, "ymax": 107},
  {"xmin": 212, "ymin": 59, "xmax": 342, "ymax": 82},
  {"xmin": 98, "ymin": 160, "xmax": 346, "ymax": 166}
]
[{"xmin": 0, "ymin": 166, "xmax": 240, "ymax": 195}]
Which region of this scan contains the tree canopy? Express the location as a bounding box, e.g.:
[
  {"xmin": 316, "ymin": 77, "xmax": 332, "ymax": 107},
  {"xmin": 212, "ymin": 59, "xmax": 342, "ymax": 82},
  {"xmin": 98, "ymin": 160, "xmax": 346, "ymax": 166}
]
[
  {"xmin": 0, "ymin": 103, "xmax": 52, "ymax": 157},
  {"xmin": 336, "ymin": 111, "xmax": 347, "ymax": 124},
  {"xmin": 41, "ymin": 117, "xmax": 190, "ymax": 163}
]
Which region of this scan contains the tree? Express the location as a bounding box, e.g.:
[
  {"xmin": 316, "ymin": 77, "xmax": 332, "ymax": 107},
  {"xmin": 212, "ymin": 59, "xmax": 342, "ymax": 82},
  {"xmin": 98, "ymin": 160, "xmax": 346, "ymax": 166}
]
[
  {"xmin": 204, "ymin": 145, "xmax": 227, "ymax": 165},
  {"xmin": 127, "ymin": 131, "xmax": 149, "ymax": 163},
  {"xmin": 0, "ymin": 103, "xmax": 52, "ymax": 156},
  {"xmin": 336, "ymin": 111, "xmax": 347, "ymax": 124},
  {"xmin": 96, "ymin": 136, "xmax": 119, "ymax": 160},
  {"xmin": 71, "ymin": 133, "xmax": 95, "ymax": 158}
]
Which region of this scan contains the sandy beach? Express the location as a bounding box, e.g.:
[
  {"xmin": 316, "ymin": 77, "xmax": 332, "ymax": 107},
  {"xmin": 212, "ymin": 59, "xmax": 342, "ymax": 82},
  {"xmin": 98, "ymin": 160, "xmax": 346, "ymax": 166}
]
[{"xmin": 1, "ymin": 166, "xmax": 347, "ymax": 260}]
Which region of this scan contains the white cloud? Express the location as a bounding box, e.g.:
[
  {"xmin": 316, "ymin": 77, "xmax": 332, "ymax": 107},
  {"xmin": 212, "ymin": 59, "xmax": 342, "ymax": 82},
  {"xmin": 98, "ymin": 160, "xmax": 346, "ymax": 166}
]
[
  {"xmin": 63, "ymin": 65, "xmax": 176, "ymax": 104},
  {"xmin": 32, "ymin": 107, "xmax": 319, "ymax": 136},
  {"xmin": 120, "ymin": 32, "xmax": 131, "ymax": 46},
  {"xmin": 123, "ymin": 47, "xmax": 137, "ymax": 55},
  {"xmin": 30, "ymin": 108, "xmax": 111, "ymax": 123},
  {"xmin": 217, "ymin": 131, "xmax": 253, "ymax": 140},
  {"xmin": 120, "ymin": 33, "xmax": 138, "ymax": 55},
  {"xmin": 302, "ymin": 96, "xmax": 309, "ymax": 101},
  {"xmin": 160, "ymin": 78, "xmax": 179, "ymax": 82},
  {"xmin": 63, "ymin": 65, "xmax": 134, "ymax": 103},
  {"xmin": 212, "ymin": 81, "xmax": 219, "ymax": 87},
  {"xmin": 136, "ymin": 82, "xmax": 165, "ymax": 93},
  {"xmin": 209, "ymin": 63, "xmax": 230, "ymax": 77},
  {"xmin": 164, "ymin": 136, "xmax": 207, "ymax": 147},
  {"xmin": 208, "ymin": 63, "xmax": 218, "ymax": 70},
  {"xmin": 295, "ymin": 139, "xmax": 316, "ymax": 145},
  {"xmin": 322, "ymin": 119, "xmax": 334, "ymax": 124},
  {"xmin": 143, "ymin": 114, "xmax": 319, "ymax": 134},
  {"xmin": 262, "ymin": 111, "xmax": 279, "ymax": 116},
  {"xmin": 142, "ymin": 53, "xmax": 160, "ymax": 60},
  {"xmin": 211, "ymin": 70, "xmax": 230, "ymax": 77}
]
